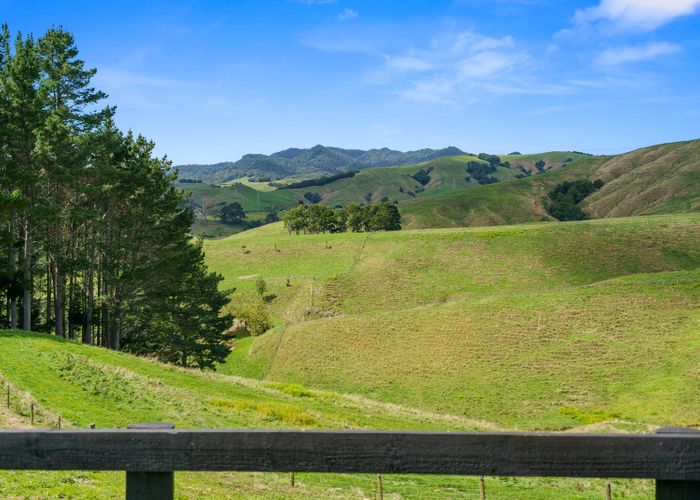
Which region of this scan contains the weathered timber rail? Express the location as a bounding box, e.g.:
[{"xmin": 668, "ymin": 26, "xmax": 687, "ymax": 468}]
[{"xmin": 0, "ymin": 425, "xmax": 698, "ymax": 499}]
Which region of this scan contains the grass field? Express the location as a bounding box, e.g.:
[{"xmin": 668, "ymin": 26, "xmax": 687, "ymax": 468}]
[
  {"xmin": 0, "ymin": 330, "xmax": 655, "ymax": 499},
  {"xmin": 208, "ymin": 214, "xmax": 700, "ymax": 432}
]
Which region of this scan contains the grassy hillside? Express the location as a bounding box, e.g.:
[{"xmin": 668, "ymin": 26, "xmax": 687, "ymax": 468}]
[
  {"xmin": 0, "ymin": 331, "xmax": 654, "ymax": 499},
  {"xmin": 280, "ymin": 152, "xmax": 585, "ymax": 208},
  {"xmin": 400, "ymin": 140, "xmax": 700, "ymax": 229},
  {"xmin": 208, "ymin": 214, "xmax": 700, "ymax": 432}
]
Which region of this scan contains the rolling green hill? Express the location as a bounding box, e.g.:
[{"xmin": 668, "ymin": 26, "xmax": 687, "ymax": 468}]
[
  {"xmin": 400, "ymin": 139, "xmax": 700, "ymax": 229},
  {"xmin": 0, "ymin": 331, "xmax": 654, "ymax": 499},
  {"xmin": 208, "ymin": 214, "xmax": 700, "ymax": 432},
  {"xmin": 175, "ymin": 145, "xmax": 469, "ymax": 184},
  {"xmin": 182, "ymin": 140, "xmax": 700, "ymax": 235},
  {"xmin": 180, "ymin": 151, "xmax": 584, "ymax": 216}
]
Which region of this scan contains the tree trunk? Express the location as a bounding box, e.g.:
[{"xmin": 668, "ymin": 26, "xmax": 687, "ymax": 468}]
[
  {"xmin": 52, "ymin": 260, "xmax": 65, "ymax": 338},
  {"xmin": 9, "ymin": 299, "xmax": 17, "ymax": 329},
  {"xmin": 82, "ymin": 266, "xmax": 93, "ymax": 345},
  {"xmin": 46, "ymin": 261, "xmax": 52, "ymax": 331},
  {"xmin": 67, "ymin": 273, "xmax": 75, "ymax": 340},
  {"xmin": 22, "ymin": 221, "xmax": 32, "ymax": 331}
]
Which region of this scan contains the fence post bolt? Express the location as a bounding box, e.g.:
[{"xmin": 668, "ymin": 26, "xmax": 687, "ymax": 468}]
[
  {"xmin": 655, "ymin": 428, "xmax": 700, "ymax": 500},
  {"xmin": 126, "ymin": 423, "xmax": 175, "ymax": 500}
]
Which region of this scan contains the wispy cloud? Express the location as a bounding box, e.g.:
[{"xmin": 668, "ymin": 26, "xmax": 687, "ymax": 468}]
[
  {"xmin": 596, "ymin": 41, "xmax": 682, "ymax": 66},
  {"xmin": 338, "ymin": 8, "xmax": 358, "ymax": 21},
  {"xmin": 575, "ymin": 0, "xmax": 700, "ymax": 31},
  {"xmin": 374, "ymin": 30, "xmax": 531, "ymax": 103}
]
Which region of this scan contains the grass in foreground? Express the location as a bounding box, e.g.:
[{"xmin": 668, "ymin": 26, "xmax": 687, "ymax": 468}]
[{"xmin": 0, "ymin": 330, "xmax": 655, "ymax": 499}]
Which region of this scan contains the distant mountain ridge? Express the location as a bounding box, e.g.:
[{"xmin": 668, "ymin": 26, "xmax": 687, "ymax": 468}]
[{"xmin": 176, "ymin": 145, "xmax": 467, "ymax": 183}]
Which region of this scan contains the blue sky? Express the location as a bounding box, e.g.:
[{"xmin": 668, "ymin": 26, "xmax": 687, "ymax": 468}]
[{"xmin": 3, "ymin": 0, "xmax": 700, "ymax": 164}]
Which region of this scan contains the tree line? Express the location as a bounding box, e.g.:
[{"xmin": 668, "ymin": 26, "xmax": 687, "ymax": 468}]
[
  {"xmin": 283, "ymin": 202, "xmax": 401, "ymax": 234},
  {"xmin": 0, "ymin": 26, "xmax": 232, "ymax": 368}
]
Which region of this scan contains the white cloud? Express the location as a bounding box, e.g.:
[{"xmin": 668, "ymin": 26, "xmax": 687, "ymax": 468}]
[
  {"xmin": 575, "ymin": 0, "xmax": 700, "ymax": 31},
  {"xmin": 377, "ymin": 31, "xmax": 529, "ymax": 102},
  {"xmin": 339, "ymin": 8, "xmax": 358, "ymax": 21},
  {"xmin": 596, "ymin": 41, "xmax": 681, "ymax": 65},
  {"xmin": 385, "ymin": 56, "xmax": 434, "ymax": 71}
]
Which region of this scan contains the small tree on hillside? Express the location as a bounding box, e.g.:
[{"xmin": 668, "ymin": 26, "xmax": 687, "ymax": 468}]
[
  {"xmin": 220, "ymin": 202, "xmax": 246, "ymax": 225},
  {"xmin": 255, "ymin": 276, "xmax": 267, "ymax": 297}
]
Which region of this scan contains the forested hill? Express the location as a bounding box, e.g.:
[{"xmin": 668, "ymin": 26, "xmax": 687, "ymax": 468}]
[{"xmin": 176, "ymin": 145, "xmax": 467, "ymax": 183}]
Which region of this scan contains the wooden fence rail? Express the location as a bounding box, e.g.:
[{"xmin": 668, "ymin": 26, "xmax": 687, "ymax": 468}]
[{"xmin": 0, "ymin": 425, "xmax": 698, "ymax": 499}]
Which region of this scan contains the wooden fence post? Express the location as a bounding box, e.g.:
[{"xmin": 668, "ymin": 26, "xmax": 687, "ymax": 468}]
[
  {"xmin": 606, "ymin": 481, "xmax": 611, "ymax": 500},
  {"xmin": 655, "ymin": 428, "xmax": 700, "ymax": 500},
  {"xmin": 5, "ymin": 386, "xmax": 9, "ymax": 409},
  {"xmin": 480, "ymin": 475, "xmax": 486, "ymax": 500},
  {"xmin": 377, "ymin": 473, "xmax": 383, "ymax": 500},
  {"xmin": 30, "ymin": 403, "xmax": 34, "ymax": 425},
  {"xmin": 125, "ymin": 423, "xmax": 175, "ymax": 500}
]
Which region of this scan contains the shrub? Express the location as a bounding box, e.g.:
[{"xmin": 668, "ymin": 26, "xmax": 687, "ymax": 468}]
[
  {"xmin": 254, "ymin": 277, "xmax": 267, "ymax": 297},
  {"xmin": 303, "ymin": 192, "xmax": 322, "ymax": 204},
  {"xmin": 411, "ymin": 169, "xmax": 431, "ymax": 186},
  {"xmin": 546, "ymin": 179, "xmax": 602, "ymax": 221},
  {"xmin": 233, "ymin": 300, "xmax": 271, "ymax": 336}
]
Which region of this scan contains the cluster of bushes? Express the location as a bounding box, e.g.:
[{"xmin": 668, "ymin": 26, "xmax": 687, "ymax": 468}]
[
  {"xmin": 478, "ymin": 153, "xmax": 501, "ymax": 166},
  {"xmin": 411, "ymin": 167, "xmax": 434, "ymax": 186},
  {"xmin": 466, "ymin": 161, "xmax": 498, "ymax": 185},
  {"xmin": 303, "ymin": 192, "xmax": 322, "ymax": 204},
  {"xmin": 219, "ymin": 202, "xmax": 279, "ymax": 227},
  {"xmin": 178, "ymin": 178, "xmax": 203, "ymax": 183},
  {"xmin": 547, "ymin": 179, "xmax": 604, "ymax": 221},
  {"xmin": 283, "ymin": 202, "xmax": 401, "ymax": 234},
  {"xmin": 279, "ymin": 170, "xmax": 357, "ymax": 189}
]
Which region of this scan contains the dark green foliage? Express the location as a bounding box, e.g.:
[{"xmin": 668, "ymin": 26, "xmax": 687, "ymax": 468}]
[
  {"xmin": 279, "ymin": 170, "xmax": 357, "ymax": 189},
  {"xmin": 593, "ymin": 178, "xmax": 605, "ymax": 189},
  {"xmin": 255, "ymin": 277, "xmax": 267, "ymax": 297},
  {"xmin": 304, "ymin": 192, "xmax": 322, "ymax": 204},
  {"xmin": 478, "ymin": 153, "xmax": 501, "ymax": 167},
  {"xmin": 547, "ymin": 180, "xmax": 602, "ymax": 221},
  {"xmin": 466, "ymin": 161, "xmax": 498, "ymax": 185},
  {"xmin": 0, "ymin": 26, "xmax": 233, "ymax": 367},
  {"xmin": 411, "ymin": 168, "xmax": 431, "ymax": 186},
  {"xmin": 264, "ymin": 211, "xmax": 279, "ymax": 224},
  {"xmin": 219, "ymin": 202, "xmax": 246, "ymax": 225},
  {"xmin": 535, "ymin": 160, "xmax": 546, "ymax": 172},
  {"xmin": 178, "ymin": 179, "xmax": 202, "ymax": 183},
  {"xmin": 509, "ymin": 151, "xmax": 522, "ymax": 155},
  {"xmin": 283, "ymin": 202, "xmax": 401, "ymax": 234}
]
